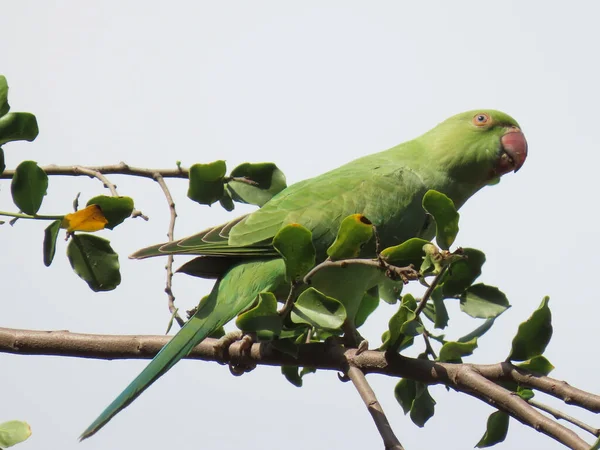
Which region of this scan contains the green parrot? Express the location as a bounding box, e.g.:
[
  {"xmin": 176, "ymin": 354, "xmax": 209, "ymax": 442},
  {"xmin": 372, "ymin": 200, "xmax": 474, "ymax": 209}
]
[{"xmin": 81, "ymin": 109, "xmax": 527, "ymax": 439}]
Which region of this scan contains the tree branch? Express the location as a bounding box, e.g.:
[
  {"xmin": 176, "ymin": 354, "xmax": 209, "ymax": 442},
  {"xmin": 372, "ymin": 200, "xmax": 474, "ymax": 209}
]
[
  {"xmin": 0, "ymin": 163, "xmax": 189, "ymax": 180},
  {"xmin": 1, "ymin": 327, "xmax": 598, "ymax": 449},
  {"xmin": 528, "ymin": 398, "xmax": 600, "ymax": 437},
  {"xmin": 347, "ymin": 365, "xmax": 405, "ymax": 450}
]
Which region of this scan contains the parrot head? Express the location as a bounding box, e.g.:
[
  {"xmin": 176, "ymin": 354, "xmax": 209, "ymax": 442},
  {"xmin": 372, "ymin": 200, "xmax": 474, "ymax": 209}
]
[{"xmin": 422, "ymin": 109, "xmax": 528, "ymax": 184}]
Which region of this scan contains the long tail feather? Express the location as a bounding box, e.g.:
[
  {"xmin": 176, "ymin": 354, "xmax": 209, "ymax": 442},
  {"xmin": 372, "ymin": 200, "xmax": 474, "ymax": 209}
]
[{"xmin": 80, "ymin": 286, "xmax": 237, "ymax": 440}]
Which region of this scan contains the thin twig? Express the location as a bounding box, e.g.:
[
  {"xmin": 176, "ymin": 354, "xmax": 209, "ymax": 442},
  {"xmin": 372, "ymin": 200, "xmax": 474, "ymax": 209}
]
[
  {"xmin": 346, "ymin": 365, "xmax": 405, "ymax": 450},
  {"xmin": 413, "ymin": 265, "xmax": 448, "ymax": 319},
  {"xmin": 153, "ymin": 173, "xmax": 184, "ymax": 328},
  {"xmin": 303, "ymin": 258, "xmax": 418, "ymax": 285},
  {"xmin": 73, "ymin": 166, "xmax": 119, "ymax": 196},
  {"xmin": 422, "ymin": 331, "xmax": 437, "ymax": 359},
  {"xmin": 48, "ymin": 165, "xmax": 149, "ymax": 220},
  {"xmin": 528, "ymin": 398, "xmax": 600, "ymax": 437},
  {"xmin": 278, "ymin": 283, "xmax": 300, "ymax": 318},
  {"xmin": 224, "ymin": 176, "xmax": 259, "ymax": 186}
]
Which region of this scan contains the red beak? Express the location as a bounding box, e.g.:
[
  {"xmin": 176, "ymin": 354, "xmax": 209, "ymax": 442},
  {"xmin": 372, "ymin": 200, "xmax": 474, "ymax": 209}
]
[{"xmin": 500, "ymin": 128, "xmax": 528, "ymax": 173}]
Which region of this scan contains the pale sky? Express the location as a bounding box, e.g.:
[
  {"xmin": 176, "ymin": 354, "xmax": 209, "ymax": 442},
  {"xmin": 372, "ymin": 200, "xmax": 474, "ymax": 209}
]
[{"xmin": 1, "ymin": 2, "xmax": 598, "ymax": 449}]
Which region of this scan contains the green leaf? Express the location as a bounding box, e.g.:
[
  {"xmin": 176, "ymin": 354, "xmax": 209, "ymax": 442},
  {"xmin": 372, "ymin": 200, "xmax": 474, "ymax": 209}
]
[
  {"xmin": 67, "ymin": 234, "xmax": 121, "ymax": 292},
  {"xmin": 457, "ymin": 318, "xmax": 496, "ymax": 343},
  {"xmin": 235, "ymin": 292, "xmax": 282, "ymax": 338},
  {"xmin": 516, "ymin": 355, "xmax": 554, "ymax": 376},
  {"xmin": 187, "ymin": 160, "xmax": 226, "ymax": 206},
  {"xmin": 422, "ymin": 303, "xmax": 436, "ymax": 324},
  {"xmin": 380, "ymin": 293, "xmax": 419, "ymax": 351},
  {"xmin": 0, "ymin": 75, "xmax": 9, "ymax": 117},
  {"xmin": 281, "ymin": 366, "xmax": 303, "ymax": 387},
  {"xmin": 0, "ymin": 147, "xmax": 5, "ymax": 176},
  {"xmin": 378, "ymin": 276, "xmax": 403, "ymax": 304},
  {"xmin": 272, "ymin": 224, "xmax": 316, "ymax": 282},
  {"xmin": 508, "ymin": 297, "xmax": 552, "ymax": 362},
  {"xmin": 227, "ymin": 162, "xmax": 287, "ymax": 206},
  {"xmin": 517, "ymin": 387, "xmax": 534, "ymax": 400},
  {"xmin": 308, "ymin": 261, "xmax": 385, "ymax": 322},
  {"xmin": 219, "ymin": 189, "xmax": 235, "ymax": 211},
  {"xmin": 86, "ymin": 195, "xmax": 134, "ymax": 230},
  {"xmin": 0, "ymin": 112, "xmax": 39, "ymax": 145},
  {"xmin": 327, "ymin": 214, "xmax": 374, "ymax": 260},
  {"xmin": 410, "ymin": 383, "xmax": 436, "ymax": 427},
  {"xmin": 379, "ymin": 237, "xmax": 429, "ymax": 267},
  {"xmin": 0, "ymin": 420, "xmax": 31, "ymax": 448},
  {"xmin": 291, "ymin": 288, "xmax": 346, "ymax": 330},
  {"xmin": 431, "ymin": 286, "xmax": 449, "ymax": 329},
  {"xmin": 438, "ymin": 338, "xmax": 478, "ymax": 363},
  {"xmin": 43, "ymin": 219, "xmax": 62, "ymax": 267},
  {"xmin": 441, "ymin": 248, "xmax": 486, "ymax": 297},
  {"xmin": 422, "ymin": 190, "xmax": 459, "ymax": 250},
  {"xmin": 394, "ymin": 378, "xmax": 416, "ymax": 414},
  {"xmin": 10, "ymin": 160, "xmax": 48, "ymax": 214},
  {"xmin": 475, "ymin": 410, "xmax": 510, "ymax": 448},
  {"xmin": 354, "ymin": 287, "xmax": 380, "ymax": 328},
  {"xmin": 460, "ymin": 284, "xmax": 510, "ymax": 319}
]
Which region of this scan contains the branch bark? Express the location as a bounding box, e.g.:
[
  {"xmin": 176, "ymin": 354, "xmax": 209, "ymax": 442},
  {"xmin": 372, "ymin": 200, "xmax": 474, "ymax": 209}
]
[
  {"xmin": 0, "ymin": 163, "xmax": 189, "ymax": 180},
  {"xmin": 1, "ymin": 327, "xmax": 598, "ymax": 449}
]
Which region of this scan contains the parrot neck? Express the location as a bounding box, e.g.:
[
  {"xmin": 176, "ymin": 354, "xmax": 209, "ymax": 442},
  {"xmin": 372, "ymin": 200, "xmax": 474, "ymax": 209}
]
[{"xmin": 390, "ymin": 137, "xmax": 490, "ymax": 210}]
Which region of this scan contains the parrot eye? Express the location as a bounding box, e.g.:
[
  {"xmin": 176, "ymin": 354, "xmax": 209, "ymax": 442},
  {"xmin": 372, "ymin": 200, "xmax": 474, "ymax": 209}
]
[{"xmin": 473, "ymin": 113, "xmax": 491, "ymax": 127}]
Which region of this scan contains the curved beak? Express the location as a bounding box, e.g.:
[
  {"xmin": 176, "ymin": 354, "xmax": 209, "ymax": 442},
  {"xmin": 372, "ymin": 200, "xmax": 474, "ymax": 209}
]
[{"xmin": 499, "ymin": 128, "xmax": 528, "ymax": 173}]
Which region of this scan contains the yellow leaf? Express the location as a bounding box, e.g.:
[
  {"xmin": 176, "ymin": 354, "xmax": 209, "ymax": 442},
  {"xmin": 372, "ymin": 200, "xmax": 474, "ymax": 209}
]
[{"xmin": 62, "ymin": 204, "xmax": 108, "ymax": 232}]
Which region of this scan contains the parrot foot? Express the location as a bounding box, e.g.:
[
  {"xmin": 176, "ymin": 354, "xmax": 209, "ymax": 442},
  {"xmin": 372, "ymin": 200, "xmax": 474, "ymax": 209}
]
[{"xmin": 213, "ymin": 331, "xmax": 257, "ymax": 376}]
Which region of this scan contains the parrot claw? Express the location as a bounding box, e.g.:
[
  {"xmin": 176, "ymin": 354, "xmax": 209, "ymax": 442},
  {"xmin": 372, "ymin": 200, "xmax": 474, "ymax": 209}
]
[
  {"xmin": 213, "ymin": 331, "xmax": 257, "ymax": 375},
  {"xmin": 213, "ymin": 331, "xmax": 244, "ymax": 364}
]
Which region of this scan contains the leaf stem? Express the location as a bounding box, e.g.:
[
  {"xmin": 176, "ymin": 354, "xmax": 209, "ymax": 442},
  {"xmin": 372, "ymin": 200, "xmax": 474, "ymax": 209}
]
[{"xmin": 0, "ymin": 211, "xmax": 64, "ymax": 221}]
